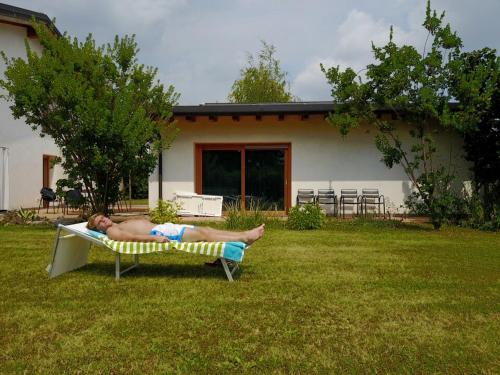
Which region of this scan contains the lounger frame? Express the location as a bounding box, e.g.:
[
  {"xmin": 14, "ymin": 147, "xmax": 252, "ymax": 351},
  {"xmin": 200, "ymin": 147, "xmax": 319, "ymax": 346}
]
[{"xmin": 47, "ymin": 224, "xmax": 241, "ymax": 281}]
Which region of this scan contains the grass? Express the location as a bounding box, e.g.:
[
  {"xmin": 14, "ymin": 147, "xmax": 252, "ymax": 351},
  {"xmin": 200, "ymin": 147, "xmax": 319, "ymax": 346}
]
[
  {"xmin": 0, "ymin": 221, "xmax": 499, "ymax": 374},
  {"xmin": 128, "ymin": 198, "xmax": 148, "ymax": 206}
]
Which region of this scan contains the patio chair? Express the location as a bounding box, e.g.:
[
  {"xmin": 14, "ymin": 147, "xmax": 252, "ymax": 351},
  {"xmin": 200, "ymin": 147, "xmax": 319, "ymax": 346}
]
[
  {"xmin": 361, "ymin": 189, "xmax": 385, "ymax": 218},
  {"xmin": 46, "ymin": 222, "xmax": 247, "ymax": 282},
  {"xmin": 296, "ymin": 189, "xmax": 315, "ymax": 205},
  {"xmin": 38, "ymin": 187, "xmax": 58, "ymax": 214},
  {"xmin": 62, "ymin": 188, "xmax": 87, "ymax": 215},
  {"xmin": 339, "ymin": 189, "xmax": 362, "ymax": 218},
  {"xmin": 316, "ymin": 189, "xmax": 337, "ymax": 216}
]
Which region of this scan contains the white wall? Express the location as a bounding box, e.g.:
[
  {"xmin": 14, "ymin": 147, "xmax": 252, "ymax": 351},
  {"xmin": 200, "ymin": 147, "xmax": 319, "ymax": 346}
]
[
  {"xmin": 0, "ymin": 22, "xmax": 64, "ymax": 209},
  {"xmin": 149, "ymin": 115, "xmax": 469, "ymax": 214}
]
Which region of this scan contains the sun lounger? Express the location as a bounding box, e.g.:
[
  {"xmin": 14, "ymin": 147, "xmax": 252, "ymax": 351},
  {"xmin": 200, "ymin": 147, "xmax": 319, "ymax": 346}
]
[{"xmin": 47, "ymin": 222, "xmax": 246, "ymax": 281}]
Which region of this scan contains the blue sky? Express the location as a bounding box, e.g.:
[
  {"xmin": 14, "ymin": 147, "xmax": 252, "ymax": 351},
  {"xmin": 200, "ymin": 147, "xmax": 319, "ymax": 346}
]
[{"xmin": 7, "ymin": 0, "xmax": 500, "ymax": 104}]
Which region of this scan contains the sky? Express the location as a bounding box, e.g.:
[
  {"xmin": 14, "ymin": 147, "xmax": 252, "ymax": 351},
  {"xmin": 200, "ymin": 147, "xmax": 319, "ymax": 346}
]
[{"xmin": 7, "ymin": 0, "xmax": 500, "ymax": 105}]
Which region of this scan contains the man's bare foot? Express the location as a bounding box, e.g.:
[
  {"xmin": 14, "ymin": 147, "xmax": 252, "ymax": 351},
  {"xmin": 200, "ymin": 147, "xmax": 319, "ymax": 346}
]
[{"xmin": 245, "ymin": 224, "xmax": 265, "ymax": 245}]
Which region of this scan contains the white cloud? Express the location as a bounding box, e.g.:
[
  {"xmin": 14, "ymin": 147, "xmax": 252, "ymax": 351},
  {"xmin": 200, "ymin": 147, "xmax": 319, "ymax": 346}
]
[
  {"xmin": 337, "ymin": 9, "xmax": 390, "ymax": 61},
  {"xmin": 291, "ymin": 7, "xmax": 429, "ymax": 102},
  {"xmin": 336, "ymin": 9, "xmax": 425, "ymax": 63},
  {"xmin": 6, "ymin": 0, "xmax": 500, "ymax": 104},
  {"xmin": 109, "ymin": 0, "xmax": 186, "ymax": 28},
  {"xmin": 292, "ymin": 57, "xmax": 364, "ymax": 101}
]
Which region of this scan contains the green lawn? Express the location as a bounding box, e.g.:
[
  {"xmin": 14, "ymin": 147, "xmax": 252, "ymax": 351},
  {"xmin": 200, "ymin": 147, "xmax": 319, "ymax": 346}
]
[
  {"xmin": 0, "ymin": 221, "xmax": 498, "ymax": 374},
  {"xmin": 129, "ymin": 198, "xmax": 148, "ymax": 206}
]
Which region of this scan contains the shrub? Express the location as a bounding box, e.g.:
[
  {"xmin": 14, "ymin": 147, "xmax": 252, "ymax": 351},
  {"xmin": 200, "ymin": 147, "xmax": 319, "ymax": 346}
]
[
  {"xmin": 18, "ymin": 207, "xmax": 37, "ymax": 223},
  {"xmin": 0, "ymin": 208, "xmax": 40, "ymax": 225},
  {"xmin": 287, "ymin": 204, "xmax": 325, "ymax": 230},
  {"xmin": 405, "ymin": 189, "xmax": 470, "ymax": 230},
  {"xmin": 457, "ymin": 190, "xmax": 500, "ymax": 231},
  {"xmin": 406, "ymin": 187, "xmax": 499, "ymax": 231},
  {"xmin": 0, "ymin": 210, "xmax": 23, "ymax": 225},
  {"xmin": 224, "ymin": 201, "xmax": 284, "ymax": 230},
  {"xmin": 149, "ymin": 200, "xmax": 181, "ymax": 224},
  {"xmin": 224, "ymin": 201, "xmax": 266, "ymax": 230}
]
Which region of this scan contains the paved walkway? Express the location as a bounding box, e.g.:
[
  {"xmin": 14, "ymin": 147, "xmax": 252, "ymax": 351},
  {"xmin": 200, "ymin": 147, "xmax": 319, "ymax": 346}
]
[
  {"xmin": 32, "ymin": 206, "xmax": 225, "ymax": 224},
  {"xmin": 4, "ymin": 206, "xmax": 419, "ymax": 225}
]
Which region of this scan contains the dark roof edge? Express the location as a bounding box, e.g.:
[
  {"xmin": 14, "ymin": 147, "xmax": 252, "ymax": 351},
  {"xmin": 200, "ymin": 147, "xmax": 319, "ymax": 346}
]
[
  {"xmin": 174, "ymin": 102, "xmax": 334, "ymax": 116},
  {"xmin": 173, "ymin": 102, "xmax": 459, "ymax": 116},
  {"xmin": 0, "ymin": 3, "xmax": 61, "ymax": 36}
]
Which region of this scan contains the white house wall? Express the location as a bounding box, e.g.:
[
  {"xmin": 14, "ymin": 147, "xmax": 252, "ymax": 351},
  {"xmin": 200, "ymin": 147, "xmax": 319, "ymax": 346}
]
[
  {"xmin": 0, "ymin": 23, "xmax": 64, "ymax": 210},
  {"xmin": 149, "ymin": 115, "xmax": 469, "ymax": 214}
]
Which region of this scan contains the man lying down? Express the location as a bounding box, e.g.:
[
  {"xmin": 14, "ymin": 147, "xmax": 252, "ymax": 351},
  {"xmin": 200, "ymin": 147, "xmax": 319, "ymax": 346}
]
[{"xmin": 87, "ymin": 213, "xmax": 265, "ymax": 245}]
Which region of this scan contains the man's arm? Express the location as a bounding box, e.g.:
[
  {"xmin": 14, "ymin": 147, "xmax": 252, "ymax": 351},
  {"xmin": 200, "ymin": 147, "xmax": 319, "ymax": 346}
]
[{"xmin": 107, "ymin": 227, "xmax": 169, "ymax": 243}]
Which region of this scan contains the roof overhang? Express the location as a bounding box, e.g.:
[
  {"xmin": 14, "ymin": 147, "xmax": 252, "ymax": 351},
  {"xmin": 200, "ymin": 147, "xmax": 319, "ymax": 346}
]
[
  {"xmin": 0, "ymin": 3, "xmax": 61, "ymax": 37},
  {"xmin": 173, "ymin": 101, "xmax": 460, "ymax": 120},
  {"xmin": 173, "ymin": 102, "xmax": 335, "ymax": 116}
]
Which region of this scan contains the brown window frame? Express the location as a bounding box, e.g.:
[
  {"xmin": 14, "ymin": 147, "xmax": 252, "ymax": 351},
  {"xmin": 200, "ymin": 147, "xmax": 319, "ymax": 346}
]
[{"xmin": 43, "ymin": 154, "xmax": 51, "ymax": 188}]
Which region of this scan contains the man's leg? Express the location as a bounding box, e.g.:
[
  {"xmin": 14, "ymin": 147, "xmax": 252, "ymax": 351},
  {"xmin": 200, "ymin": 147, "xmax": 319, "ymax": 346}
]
[{"xmin": 182, "ymin": 224, "xmax": 265, "ymax": 244}]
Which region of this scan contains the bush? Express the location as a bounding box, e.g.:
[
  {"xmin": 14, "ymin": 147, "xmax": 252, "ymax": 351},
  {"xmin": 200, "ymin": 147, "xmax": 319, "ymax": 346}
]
[
  {"xmin": 287, "ymin": 204, "xmax": 325, "ymax": 230},
  {"xmin": 0, "ymin": 208, "xmax": 41, "ymax": 225},
  {"xmin": 18, "ymin": 207, "xmax": 37, "ymax": 223},
  {"xmin": 224, "ymin": 201, "xmax": 266, "ymax": 230},
  {"xmin": 223, "ymin": 201, "xmax": 284, "ymax": 230},
  {"xmin": 406, "ymin": 187, "xmax": 499, "ymax": 231},
  {"xmin": 0, "ymin": 210, "xmax": 23, "ymax": 225},
  {"xmin": 149, "ymin": 200, "xmax": 181, "ymax": 224},
  {"xmin": 457, "ymin": 190, "xmax": 500, "ymax": 231},
  {"xmin": 405, "ymin": 189, "xmax": 470, "ymax": 230}
]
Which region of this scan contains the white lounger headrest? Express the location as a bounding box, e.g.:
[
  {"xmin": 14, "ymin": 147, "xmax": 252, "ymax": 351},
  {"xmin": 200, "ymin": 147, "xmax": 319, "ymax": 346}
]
[{"xmin": 63, "ymin": 222, "xmax": 108, "ymax": 239}]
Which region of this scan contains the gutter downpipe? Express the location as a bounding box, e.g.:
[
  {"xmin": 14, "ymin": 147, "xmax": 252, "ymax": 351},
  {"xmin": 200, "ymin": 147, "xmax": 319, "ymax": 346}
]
[{"xmin": 158, "ymin": 151, "xmax": 163, "ymax": 201}]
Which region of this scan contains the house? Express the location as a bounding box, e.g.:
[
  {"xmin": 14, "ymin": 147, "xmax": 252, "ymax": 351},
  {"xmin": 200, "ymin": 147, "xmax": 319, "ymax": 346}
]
[
  {"xmin": 149, "ymin": 102, "xmax": 469, "ymax": 214},
  {"xmin": 0, "ymin": 3, "xmax": 64, "ymax": 210}
]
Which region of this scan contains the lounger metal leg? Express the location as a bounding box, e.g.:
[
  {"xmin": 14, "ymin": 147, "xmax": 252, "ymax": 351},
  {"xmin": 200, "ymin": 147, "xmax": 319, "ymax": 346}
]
[
  {"xmin": 115, "ymin": 253, "xmax": 120, "ymax": 280},
  {"xmin": 231, "ymin": 263, "xmax": 239, "ymax": 276},
  {"xmin": 221, "ymin": 258, "xmax": 234, "ymax": 282},
  {"xmin": 115, "ymin": 253, "xmax": 140, "ymax": 280}
]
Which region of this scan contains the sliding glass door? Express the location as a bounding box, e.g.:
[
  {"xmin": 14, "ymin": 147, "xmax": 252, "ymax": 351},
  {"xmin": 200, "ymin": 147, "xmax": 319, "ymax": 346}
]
[
  {"xmin": 196, "ymin": 144, "xmax": 290, "ymax": 211},
  {"xmin": 245, "ymin": 148, "xmax": 285, "ymax": 210},
  {"xmin": 201, "ymin": 149, "xmax": 241, "ymax": 207}
]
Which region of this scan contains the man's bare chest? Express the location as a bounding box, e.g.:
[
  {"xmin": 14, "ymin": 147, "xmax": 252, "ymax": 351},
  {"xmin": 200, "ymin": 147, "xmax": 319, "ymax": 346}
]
[{"xmin": 117, "ymin": 220, "xmax": 156, "ymax": 235}]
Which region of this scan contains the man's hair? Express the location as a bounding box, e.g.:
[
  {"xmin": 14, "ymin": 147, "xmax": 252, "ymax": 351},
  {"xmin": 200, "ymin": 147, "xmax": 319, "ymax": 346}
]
[{"xmin": 87, "ymin": 213, "xmax": 104, "ymax": 231}]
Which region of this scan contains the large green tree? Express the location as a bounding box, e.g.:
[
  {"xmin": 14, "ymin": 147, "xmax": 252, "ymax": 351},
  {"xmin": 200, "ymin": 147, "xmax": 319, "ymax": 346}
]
[
  {"xmin": 448, "ymin": 48, "xmax": 500, "ymax": 223},
  {"xmin": 228, "ymin": 41, "xmax": 294, "ymax": 103},
  {"xmin": 321, "ymin": 1, "xmax": 473, "ymax": 229},
  {"xmin": 1, "ymin": 22, "xmax": 179, "ymax": 214}
]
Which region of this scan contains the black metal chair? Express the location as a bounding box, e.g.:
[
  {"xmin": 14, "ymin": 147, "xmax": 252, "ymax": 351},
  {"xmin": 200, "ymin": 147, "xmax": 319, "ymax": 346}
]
[
  {"xmin": 340, "ymin": 189, "xmax": 362, "ymax": 218},
  {"xmin": 63, "ymin": 188, "xmax": 87, "ymax": 215},
  {"xmin": 361, "ymin": 189, "xmax": 385, "ymax": 218},
  {"xmin": 38, "ymin": 187, "xmax": 58, "ymax": 214},
  {"xmin": 317, "ymin": 189, "xmax": 337, "ymax": 216},
  {"xmin": 296, "ymin": 189, "xmax": 315, "ymax": 205}
]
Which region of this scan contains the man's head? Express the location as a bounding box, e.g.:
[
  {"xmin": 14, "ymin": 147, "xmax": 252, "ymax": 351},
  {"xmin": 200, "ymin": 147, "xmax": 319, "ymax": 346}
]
[{"xmin": 87, "ymin": 213, "xmax": 113, "ymax": 233}]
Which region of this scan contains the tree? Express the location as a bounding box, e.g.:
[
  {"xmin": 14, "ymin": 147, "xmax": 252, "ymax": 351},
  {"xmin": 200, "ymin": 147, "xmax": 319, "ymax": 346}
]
[
  {"xmin": 321, "ymin": 1, "xmax": 467, "ymax": 229},
  {"xmin": 448, "ymin": 48, "xmax": 500, "ymax": 223},
  {"xmin": 228, "ymin": 41, "xmax": 294, "ymax": 103},
  {"xmin": 0, "ymin": 22, "xmax": 179, "ymax": 214}
]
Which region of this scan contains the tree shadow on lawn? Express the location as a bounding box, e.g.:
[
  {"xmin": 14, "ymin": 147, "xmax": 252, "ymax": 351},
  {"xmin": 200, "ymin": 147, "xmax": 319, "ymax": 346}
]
[
  {"xmin": 325, "ymin": 218, "xmax": 435, "ymax": 232},
  {"xmin": 76, "ymin": 261, "xmax": 236, "ymax": 280}
]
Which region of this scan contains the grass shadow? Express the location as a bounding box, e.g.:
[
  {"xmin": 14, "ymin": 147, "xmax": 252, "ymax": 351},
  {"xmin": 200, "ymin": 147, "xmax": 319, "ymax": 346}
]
[
  {"xmin": 324, "ymin": 218, "xmax": 434, "ymax": 232},
  {"xmin": 76, "ymin": 261, "xmax": 235, "ymax": 280}
]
